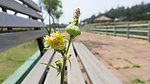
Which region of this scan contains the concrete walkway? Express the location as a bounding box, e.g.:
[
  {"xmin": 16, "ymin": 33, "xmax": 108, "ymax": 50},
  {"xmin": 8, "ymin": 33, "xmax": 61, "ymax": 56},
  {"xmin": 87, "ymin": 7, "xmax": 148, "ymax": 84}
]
[{"xmin": 75, "ymin": 32, "xmax": 150, "ymax": 84}]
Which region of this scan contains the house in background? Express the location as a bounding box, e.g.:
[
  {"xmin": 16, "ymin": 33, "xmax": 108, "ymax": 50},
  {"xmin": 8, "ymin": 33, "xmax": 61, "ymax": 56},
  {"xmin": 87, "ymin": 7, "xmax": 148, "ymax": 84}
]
[{"xmin": 94, "ymin": 16, "xmax": 112, "ymax": 23}]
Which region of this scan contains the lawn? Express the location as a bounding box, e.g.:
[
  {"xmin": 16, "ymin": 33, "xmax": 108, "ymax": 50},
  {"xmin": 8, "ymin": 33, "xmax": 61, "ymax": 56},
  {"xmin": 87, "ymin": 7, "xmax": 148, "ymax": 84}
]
[{"xmin": 0, "ymin": 40, "xmax": 39, "ymax": 83}]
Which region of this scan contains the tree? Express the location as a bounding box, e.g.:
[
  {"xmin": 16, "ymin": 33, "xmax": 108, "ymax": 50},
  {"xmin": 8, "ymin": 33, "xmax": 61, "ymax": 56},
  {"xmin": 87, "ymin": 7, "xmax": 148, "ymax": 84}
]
[
  {"xmin": 54, "ymin": 10, "xmax": 63, "ymax": 24},
  {"xmin": 39, "ymin": 0, "xmax": 62, "ymax": 33},
  {"xmin": 82, "ymin": 2, "xmax": 150, "ymax": 23}
]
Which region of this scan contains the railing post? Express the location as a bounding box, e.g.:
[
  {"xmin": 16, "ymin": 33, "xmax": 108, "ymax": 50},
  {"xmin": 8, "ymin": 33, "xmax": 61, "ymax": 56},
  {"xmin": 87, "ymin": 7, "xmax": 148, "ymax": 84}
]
[
  {"xmin": 91, "ymin": 26, "xmax": 93, "ymax": 33},
  {"xmin": 94, "ymin": 26, "xmax": 96, "ymax": 33},
  {"xmin": 86, "ymin": 26, "xmax": 88, "ymax": 32},
  {"xmin": 114, "ymin": 25, "xmax": 116, "ymax": 36},
  {"xmin": 92, "ymin": 26, "xmax": 94, "ymax": 33},
  {"xmin": 148, "ymin": 22, "xmax": 150, "ymax": 42},
  {"xmin": 106, "ymin": 24, "xmax": 108, "ymax": 35},
  {"xmin": 127, "ymin": 24, "xmax": 130, "ymax": 38},
  {"xmin": 88, "ymin": 26, "xmax": 90, "ymax": 32},
  {"xmin": 99, "ymin": 24, "xmax": 101, "ymax": 34}
]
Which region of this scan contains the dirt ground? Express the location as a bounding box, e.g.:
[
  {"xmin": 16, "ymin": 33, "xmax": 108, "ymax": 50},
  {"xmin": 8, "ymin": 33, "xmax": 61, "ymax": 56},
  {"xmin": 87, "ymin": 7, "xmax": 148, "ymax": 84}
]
[{"xmin": 74, "ymin": 32, "xmax": 150, "ymax": 84}]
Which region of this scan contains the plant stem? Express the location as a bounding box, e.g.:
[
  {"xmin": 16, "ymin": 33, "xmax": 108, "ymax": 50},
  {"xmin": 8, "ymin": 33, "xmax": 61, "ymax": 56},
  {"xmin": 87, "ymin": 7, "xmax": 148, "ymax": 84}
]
[
  {"xmin": 60, "ymin": 54, "xmax": 66, "ymax": 84},
  {"xmin": 60, "ymin": 35, "xmax": 73, "ymax": 84},
  {"xmin": 65, "ymin": 35, "xmax": 73, "ymax": 56}
]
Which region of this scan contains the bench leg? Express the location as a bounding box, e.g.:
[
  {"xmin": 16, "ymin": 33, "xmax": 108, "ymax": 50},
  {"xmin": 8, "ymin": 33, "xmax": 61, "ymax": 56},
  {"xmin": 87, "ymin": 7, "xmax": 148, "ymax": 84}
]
[{"xmin": 35, "ymin": 28, "xmax": 44, "ymax": 56}]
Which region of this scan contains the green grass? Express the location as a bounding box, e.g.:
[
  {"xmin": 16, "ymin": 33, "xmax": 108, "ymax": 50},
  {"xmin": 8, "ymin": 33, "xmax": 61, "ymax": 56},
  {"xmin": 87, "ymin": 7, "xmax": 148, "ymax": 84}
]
[
  {"xmin": 134, "ymin": 56, "xmax": 138, "ymax": 59},
  {"xmin": 131, "ymin": 78, "xmax": 145, "ymax": 83},
  {"xmin": 133, "ymin": 64, "xmax": 141, "ymax": 68},
  {"xmin": 123, "ymin": 65, "xmax": 130, "ymax": 69},
  {"xmin": 123, "ymin": 58, "xmax": 133, "ymax": 64},
  {"xmin": 148, "ymin": 78, "xmax": 150, "ymax": 81},
  {"xmin": 108, "ymin": 58, "xmax": 113, "ymax": 60},
  {"xmin": 115, "ymin": 66, "xmax": 121, "ymax": 70},
  {"xmin": 93, "ymin": 51, "xmax": 99, "ymax": 55},
  {"xmin": 105, "ymin": 60, "xmax": 113, "ymax": 66},
  {"xmin": 116, "ymin": 57, "xmax": 122, "ymax": 60},
  {"xmin": 0, "ymin": 40, "xmax": 39, "ymax": 83}
]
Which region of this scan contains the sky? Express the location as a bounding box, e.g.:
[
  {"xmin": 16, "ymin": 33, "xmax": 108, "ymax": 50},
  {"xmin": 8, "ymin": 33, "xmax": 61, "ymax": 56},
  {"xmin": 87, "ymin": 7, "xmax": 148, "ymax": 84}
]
[{"xmin": 33, "ymin": 0, "xmax": 150, "ymax": 24}]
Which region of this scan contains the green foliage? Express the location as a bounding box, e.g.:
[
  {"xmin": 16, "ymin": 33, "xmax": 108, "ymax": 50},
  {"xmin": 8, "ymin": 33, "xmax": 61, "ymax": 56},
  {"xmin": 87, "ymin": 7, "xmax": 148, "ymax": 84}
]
[
  {"xmin": 39, "ymin": 0, "xmax": 62, "ymax": 13},
  {"xmin": 0, "ymin": 40, "xmax": 38, "ymax": 83},
  {"xmin": 93, "ymin": 51, "xmax": 99, "ymax": 55},
  {"xmin": 105, "ymin": 60, "xmax": 113, "ymax": 66},
  {"xmin": 131, "ymin": 78, "xmax": 145, "ymax": 83},
  {"xmin": 54, "ymin": 10, "xmax": 63, "ymax": 23},
  {"xmin": 41, "ymin": 63, "xmax": 56, "ymax": 69},
  {"xmin": 82, "ymin": 2, "xmax": 150, "ymax": 23},
  {"xmin": 134, "ymin": 56, "xmax": 138, "ymax": 59},
  {"xmin": 116, "ymin": 57, "xmax": 122, "ymax": 60},
  {"xmin": 123, "ymin": 65, "xmax": 130, "ymax": 69},
  {"xmin": 133, "ymin": 64, "xmax": 141, "ymax": 68},
  {"xmin": 115, "ymin": 66, "xmax": 121, "ymax": 70},
  {"xmin": 123, "ymin": 58, "xmax": 133, "ymax": 64},
  {"xmin": 39, "ymin": 0, "xmax": 63, "ymax": 28},
  {"xmin": 108, "ymin": 58, "xmax": 112, "ymax": 60},
  {"xmin": 148, "ymin": 78, "xmax": 150, "ymax": 81}
]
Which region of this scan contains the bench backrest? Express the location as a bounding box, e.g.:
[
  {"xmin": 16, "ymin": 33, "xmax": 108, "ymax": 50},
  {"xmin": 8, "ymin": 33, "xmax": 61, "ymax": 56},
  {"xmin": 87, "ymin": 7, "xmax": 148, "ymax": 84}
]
[{"xmin": 0, "ymin": 0, "xmax": 48, "ymax": 54}]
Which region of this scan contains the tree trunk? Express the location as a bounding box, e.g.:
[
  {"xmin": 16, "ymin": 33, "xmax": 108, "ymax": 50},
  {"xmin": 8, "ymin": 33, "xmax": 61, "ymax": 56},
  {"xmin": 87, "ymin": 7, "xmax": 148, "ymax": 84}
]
[
  {"xmin": 49, "ymin": 12, "xmax": 51, "ymax": 35},
  {"xmin": 50, "ymin": 14, "xmax": 56, "ymax": 32}
]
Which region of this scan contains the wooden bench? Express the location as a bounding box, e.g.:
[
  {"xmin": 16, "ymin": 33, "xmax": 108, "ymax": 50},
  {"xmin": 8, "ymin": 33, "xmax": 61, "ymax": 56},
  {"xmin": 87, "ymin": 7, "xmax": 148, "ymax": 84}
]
[
  {"xmin": 20, "ymin": 42, "xmax": 122, "ymax": 84},
  {"xmin": 0, "ymin": 0, "xmax": 47, "ymax": 83},
  {"xmin": 0, "ymin": 0, "xmax": 47, "ymax": 54},
  {"xmin": 0, "ymin": 0, "xmax": 122, "ymax": 84}
]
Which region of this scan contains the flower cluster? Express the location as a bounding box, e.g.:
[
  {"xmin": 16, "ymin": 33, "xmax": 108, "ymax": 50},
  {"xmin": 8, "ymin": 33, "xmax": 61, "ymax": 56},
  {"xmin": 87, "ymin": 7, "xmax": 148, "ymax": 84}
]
[
  {"xmin": 44, "ymin": 30, "xmax": 67, "ymax": 51},
  {"xmin": 73, "ymin": 8, "xmax": 81, "ymax": 20}
]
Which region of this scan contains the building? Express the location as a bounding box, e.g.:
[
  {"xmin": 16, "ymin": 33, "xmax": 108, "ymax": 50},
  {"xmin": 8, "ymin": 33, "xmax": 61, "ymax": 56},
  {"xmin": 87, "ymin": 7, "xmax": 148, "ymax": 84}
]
[{"xmin": 94, "ymin": 16, "xmax": 112, "ymax": 23}]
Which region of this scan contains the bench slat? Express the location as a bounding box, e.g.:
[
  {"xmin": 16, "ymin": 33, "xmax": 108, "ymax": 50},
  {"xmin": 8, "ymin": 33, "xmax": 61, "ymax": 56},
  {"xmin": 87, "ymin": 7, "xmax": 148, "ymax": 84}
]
[
  {"xmin": 0, "ymin": 30, "xmax": 48, "ymax": 52},
  {"xmin": 73, "ymin": 42, "xmax": 122, "ymax": 84},
  {"xmin": 67, "ymin": 44, "xmax": 85, "ymax": 84},
  {"xmin": 0, "ymin": 12, "xmax": 45, "ymax": 28},
  {"xmin": 21, "ymin": 49, "xmax": 54, "ymax": 84},
  {"xmin": 44, "ymin": 52, "xmax": 61, "ymax": 84},
  {"xmin": 20, "ymin": 0, "xmax": 41, "ymax": 12},
  {"xmin": 0, "ymin": 0, "xmax": 43, "ymax": 19}
]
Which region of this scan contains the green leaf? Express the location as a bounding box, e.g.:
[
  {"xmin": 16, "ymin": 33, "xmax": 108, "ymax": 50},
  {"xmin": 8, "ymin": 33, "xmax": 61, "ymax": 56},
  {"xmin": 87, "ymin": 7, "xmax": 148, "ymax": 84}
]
[
  {"xmin": 68, "ymin": 59, "xmax": 72, "ymax": 68},
  {"xmin": 41, "ymin": 63, "xmax": 56, "ymax": 69}
]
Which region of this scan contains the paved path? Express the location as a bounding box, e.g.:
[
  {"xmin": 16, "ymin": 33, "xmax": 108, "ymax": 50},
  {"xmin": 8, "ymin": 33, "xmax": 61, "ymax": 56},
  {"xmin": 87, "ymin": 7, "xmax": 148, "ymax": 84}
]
[{"xmin": 75, "ymin": 32, "xmax": 150, "ymax": 84}]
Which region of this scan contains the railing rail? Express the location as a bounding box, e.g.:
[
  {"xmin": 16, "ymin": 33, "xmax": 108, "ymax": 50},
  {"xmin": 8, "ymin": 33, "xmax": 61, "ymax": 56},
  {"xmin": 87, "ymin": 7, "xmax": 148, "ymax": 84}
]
[{"xmin": 80, "ymin": 22, "xmax": 150, "ymax": 42}]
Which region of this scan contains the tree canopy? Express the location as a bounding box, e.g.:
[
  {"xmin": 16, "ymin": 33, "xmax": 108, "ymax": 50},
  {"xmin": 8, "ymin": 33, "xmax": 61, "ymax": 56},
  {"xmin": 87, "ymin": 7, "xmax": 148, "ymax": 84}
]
[
  {"xmin": 39, "ymin": 0, "xmax": 63, "ymax": 32},
  {"xmin": 82, "ymin": 2, "xmax": 150, "ymax": 24}
]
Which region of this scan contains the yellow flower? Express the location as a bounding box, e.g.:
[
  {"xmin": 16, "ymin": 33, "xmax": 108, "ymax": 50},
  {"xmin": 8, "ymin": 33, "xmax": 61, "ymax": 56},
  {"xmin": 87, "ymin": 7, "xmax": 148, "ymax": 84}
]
[{"xmin": 44, "ymin": 30, "xmax": 67, "ymax": 51}]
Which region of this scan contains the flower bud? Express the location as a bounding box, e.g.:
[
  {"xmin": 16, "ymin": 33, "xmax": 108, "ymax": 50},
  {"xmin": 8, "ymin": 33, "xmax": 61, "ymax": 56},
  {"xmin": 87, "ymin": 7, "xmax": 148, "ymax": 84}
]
[
  {"xmin": 55, "ymin": 59, "xmax": 62, "ymax": 69},
  {"xmin": 65, "ymin": 23, "xmax": 81, "ymax": 37},
  {"xmin": 73, "ymin": 8, "xmax": 81, "ymax": 20}
]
